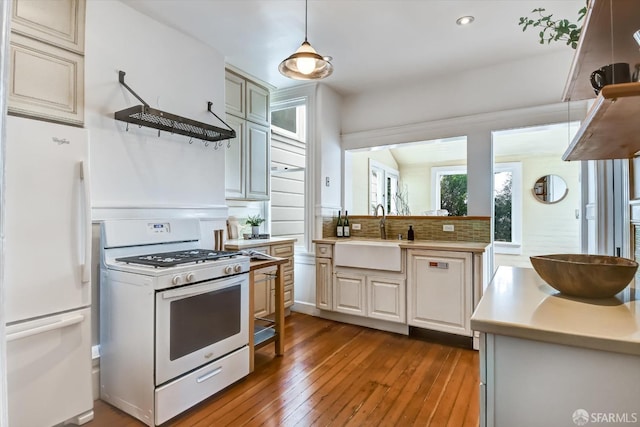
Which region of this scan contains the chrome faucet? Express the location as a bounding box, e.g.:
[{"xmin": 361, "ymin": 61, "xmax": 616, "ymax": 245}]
[{"xmin": 374, "ymin": 204, "xmax": 386, "ymax": 240}]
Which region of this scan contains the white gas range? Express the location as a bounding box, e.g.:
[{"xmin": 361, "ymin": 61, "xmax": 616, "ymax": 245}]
[{"xmin": 99, "ymin": 218, "xmax": 250, "ymax": 426}]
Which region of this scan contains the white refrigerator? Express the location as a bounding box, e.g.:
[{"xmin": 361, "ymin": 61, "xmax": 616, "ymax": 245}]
[{"xmin": 4, "ymin": 116, "xmax": 94, "ymax": 426}]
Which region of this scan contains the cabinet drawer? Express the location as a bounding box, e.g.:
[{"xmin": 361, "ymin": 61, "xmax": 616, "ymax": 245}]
[
  {"xmin": 8, "ymin": 33, "xmax": 84, "ymax": 126},
  {"xmin": 155, "ymin": 346, "xmax": 249, "ymax": 425},
  {"xmin": 315, "ymin": 243, "xmax": 333, "ymax": 258},
  {"xmin": 283, "ymin": 270, "xmax": 294, "ymax": 286},
  {"xmin": 271, "ymin": 243, "xmax": 293, "ymax": 258}
]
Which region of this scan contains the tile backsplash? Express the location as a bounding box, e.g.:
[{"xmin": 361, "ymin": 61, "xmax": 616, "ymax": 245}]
[{"xmin": 322, "ymin": 215, "xmax": 491, "ymax": 243}]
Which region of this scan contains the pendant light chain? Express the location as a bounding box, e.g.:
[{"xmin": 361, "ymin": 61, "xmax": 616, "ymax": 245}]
[{"xmin": 305, "ymin": 0, "xmax": 308, "ymax": 42}]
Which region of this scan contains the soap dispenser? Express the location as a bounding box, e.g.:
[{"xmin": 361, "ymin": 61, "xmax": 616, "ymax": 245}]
[{"xmin": 407, "ymin": 225, "xmax": 415, "ymax": 241}]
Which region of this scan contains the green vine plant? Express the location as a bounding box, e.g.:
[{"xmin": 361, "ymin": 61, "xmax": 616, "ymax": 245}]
[{"xmin": 518, "ymin": 4, "xmax": 587, "ymax": 49}]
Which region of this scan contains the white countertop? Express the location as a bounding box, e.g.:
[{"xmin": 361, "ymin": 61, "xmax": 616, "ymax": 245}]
[
  {"xmin": 225, "ymin": 237, "xmax": 296, "ymax": 249},
  {"xmin": 471, "ymin": 266, "xmax": 640, "ymax": 356},
  {"xmin": 313, "ymin": 237, "xmax": 490, "ymax": 253}
]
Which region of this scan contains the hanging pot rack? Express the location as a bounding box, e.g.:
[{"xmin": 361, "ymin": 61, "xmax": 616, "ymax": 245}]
[{"xmin": 114, "ymin": 71, "xmax": 235, "ymax": 147}]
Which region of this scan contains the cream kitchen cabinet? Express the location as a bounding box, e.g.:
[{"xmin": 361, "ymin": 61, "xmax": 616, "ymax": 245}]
[
  {"xmin": 315, "ymin": 243, "xmax": 333, "ymax": 311},
  {"xmin": 334, "ymin": 271, "xmax": 366, "ymax": 316},
  {"xmin": 225, "ymin": 71, "xmax": 245, "ymax": 119},
  {"xmin": 333, "ymin": 268, "xmax": 406, "ymax": 323},
  {"xmin": 225, "ymin": 70, "xmax": 270, "ymax": 127},
  {"xmin": 316, "ymin": 241, "xmax": 406, "ymax": 324},
  {"xmin": 407, "ymin": 249, "xmax": 472, "ymax": 336},
  {"xmin": 225, "ymin": 239, "xmax": 295, "ymax": 317},
  {"xmin": 224, "ymin": 118, "xmax": 270, "ymax": 200},
  {"xmin": 8, "ymin": 0, "xmax": 86, "ymax": 126},
  {"xmin": 367, "ymin": 274, "xmax": 405, "ymax": 323},
  {"xmin": 225, "ymin": 69, "xmax": 270, "ymax": 200},
  {"xmin": 11, "ymin": 0, "xmax": 85, "ymax": 53}
]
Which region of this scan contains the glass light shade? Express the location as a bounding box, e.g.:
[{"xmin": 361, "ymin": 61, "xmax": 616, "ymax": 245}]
[{"xmin": 279, "ymin": 40, "xmax": 333, "ymax": 80}]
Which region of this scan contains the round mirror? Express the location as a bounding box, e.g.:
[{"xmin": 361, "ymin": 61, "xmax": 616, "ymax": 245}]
[{"xmin": 532, "ymin": 174, "xmax": 568, "ymax": 204}]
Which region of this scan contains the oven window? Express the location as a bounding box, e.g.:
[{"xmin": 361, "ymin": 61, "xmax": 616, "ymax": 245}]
[{"xmin": 169, "ymin": 284, "xmax": 241, "ymax": 360}]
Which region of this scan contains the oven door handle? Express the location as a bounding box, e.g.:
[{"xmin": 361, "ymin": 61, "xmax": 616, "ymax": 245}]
[
  {"xmin": 161, "ymin": 278, "xmax": 242, "ymax": 300},
  {"xmin": 196, "ymin": 367, "xmax": 223, "ymax": 383}
]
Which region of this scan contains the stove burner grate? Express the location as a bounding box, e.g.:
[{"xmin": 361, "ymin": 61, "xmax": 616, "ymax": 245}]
[{"xmin": 116, "ymin": 249, "xmax": 241, "ymax": 268}]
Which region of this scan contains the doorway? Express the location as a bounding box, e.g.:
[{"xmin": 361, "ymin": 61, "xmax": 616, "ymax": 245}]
[{"xmin": 492, "ymin": 122, "xmax": 581, "ymax": 268}]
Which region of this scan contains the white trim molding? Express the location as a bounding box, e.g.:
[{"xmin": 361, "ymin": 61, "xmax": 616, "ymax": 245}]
[{"xmin": 92, "ymin": 204, "xmax": 229, "ymax": 221}]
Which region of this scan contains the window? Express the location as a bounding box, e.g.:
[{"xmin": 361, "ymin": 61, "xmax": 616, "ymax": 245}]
[
  {"xmin": 494, "ymin": 162, "xmax": 522, "ymax": 253},
  {"xmin": 271, "ymin": 103, "xmax": 306, "ymax": 142},
  {"xmin": 432, "ymin": 166, "xmax": 467, "ymax": 216},
  {"xmin": 432, "ymin": 163, "xmax": 522, "ymax": 251},
  {"xmin": 369, "ymin": 160, "xmax": 399, "ymax": 215}
]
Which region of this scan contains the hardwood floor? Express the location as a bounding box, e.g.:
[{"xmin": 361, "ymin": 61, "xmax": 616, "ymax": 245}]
[{"xmin": 90, "ymin": 313, "xmax": 479, "ymax": 426}]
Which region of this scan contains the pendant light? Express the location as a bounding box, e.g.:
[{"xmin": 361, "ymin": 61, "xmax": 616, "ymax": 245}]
[{"xmin": 279, "ymin": 0, "xmax": 333, "ymax": 80}]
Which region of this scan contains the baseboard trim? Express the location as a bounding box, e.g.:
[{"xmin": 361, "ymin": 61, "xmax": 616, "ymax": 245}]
[{"xmin": 292, "ymin": 301, "xmax": 409, "ymax": 335}]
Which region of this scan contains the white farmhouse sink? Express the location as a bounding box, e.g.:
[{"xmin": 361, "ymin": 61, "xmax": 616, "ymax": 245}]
[{"xmin": 334, "ymin": 240, "xmax": 402, "ymax": 271}]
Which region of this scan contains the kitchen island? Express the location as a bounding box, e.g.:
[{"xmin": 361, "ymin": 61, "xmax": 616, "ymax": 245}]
[{"xmin": 471, "ymin": 266, "xmax": 640, "ymax": 427}]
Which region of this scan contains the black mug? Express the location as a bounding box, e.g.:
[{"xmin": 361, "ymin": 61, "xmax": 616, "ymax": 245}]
[{"xmin": 590, "ymin": 63, "xmax": 631, "ymax": 95}]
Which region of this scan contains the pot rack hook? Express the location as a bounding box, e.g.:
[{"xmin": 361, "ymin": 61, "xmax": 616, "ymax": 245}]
[
  {"xmin": 126, "ymin": 122, "xmax": 129, "ymax": 132},
  {"xmin": 189, "ymin": 136, "xmax": 193, "ymax": 144}
]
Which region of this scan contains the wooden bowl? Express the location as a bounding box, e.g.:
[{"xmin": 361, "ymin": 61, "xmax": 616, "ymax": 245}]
[{"xmin": 530, "ymin": 254, "xmax": 638, "ymax": 298}]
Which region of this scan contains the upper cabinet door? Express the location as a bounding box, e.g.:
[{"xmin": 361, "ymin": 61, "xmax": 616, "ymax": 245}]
[
  {"xmin": 11, "ymin": 0, "xmax": 86, "ymax": 54},
  {"xmin": 246, "ymin": 82, "xmax": 270, "ymax": 126},
  {"xmin": 225, "ymin": 71, "xmax": 246, "ymax": 118},
  {"xmin": 8, "ymin": 33, "xmax": 84, "ymax": 126},
  {"xmin": 224, "ymin": 115, "xmax": 246, "ymax": 199},
  {"xmin": 245, "ymin": 122, "xmax": 270, "ymax": 200}
]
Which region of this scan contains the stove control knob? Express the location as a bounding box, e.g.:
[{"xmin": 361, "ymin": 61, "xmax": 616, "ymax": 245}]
[
  {"xmin": 224, "ymin": 265, "xmax": 233, "ymax": 274},
  {"xmin": 186, "ymin": 273, "xmax": 195, "ymax": 282},
  {"xmin": 234, "ymin": 264, "xmax": 243, "ymax": 273},
  {"xmin": 172, "ymin": 275, "xmax": 182, "ymax": 286}
]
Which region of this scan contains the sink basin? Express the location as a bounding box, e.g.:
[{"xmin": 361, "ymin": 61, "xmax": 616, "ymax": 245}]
[
  {"xmin": 334, "ymin": 240, "xmax": 402, "ymax": 271},
  {"xmin": 530, "ymin": 254, "xmax": 638, "ymax": 298}
]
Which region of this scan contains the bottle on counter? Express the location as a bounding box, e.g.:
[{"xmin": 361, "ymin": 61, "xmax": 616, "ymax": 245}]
[
  {"xmin": 336, "ymin": 210, "xmax": 344, "ymax": 237},
  {"xmin": 343, "ymin": 211, "xmax": 351, "ymax": 237},
  {"xmin": 408, "ymin": 225, "xmax": 414, "ymax": 241}
]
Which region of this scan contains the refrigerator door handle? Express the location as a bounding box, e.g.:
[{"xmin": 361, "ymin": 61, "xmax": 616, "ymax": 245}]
[
  {"xmin": 6, "ymin": 313, "xmax": 85, "ymax": 342},
  {"xmin": 80, "ymin": 160, "xmax": 91, "ymax": 284}
]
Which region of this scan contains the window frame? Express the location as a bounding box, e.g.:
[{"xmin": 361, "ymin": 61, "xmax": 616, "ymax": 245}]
[
  {"xmin": 431, "ymin": 163, "xmax": 522, "ymax": 254},
  {"xmin": 271, "ymin": 101, "xmax": 306, "ymax": 143}
]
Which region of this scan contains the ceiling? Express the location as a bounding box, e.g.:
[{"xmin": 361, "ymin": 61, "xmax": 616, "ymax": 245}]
[{"xmin": 124, "ymin": 0, "xmax": 585, "ymax": 96}]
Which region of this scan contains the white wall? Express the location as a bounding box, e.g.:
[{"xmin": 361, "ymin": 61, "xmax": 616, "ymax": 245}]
[
  {"xmin": 84, "ymin": 0, "xmax": 230, "ymax": 382},
  {"xmin": 85, "ymin": 0, "xmax": 227, "ymax": 211},
  {"xmin": 341, "ymin": 50, "xmax": 574, "ymax": 135},
  {"xmin": 316, "ymin": 84, "xmax": 343, "ymax": 217}
]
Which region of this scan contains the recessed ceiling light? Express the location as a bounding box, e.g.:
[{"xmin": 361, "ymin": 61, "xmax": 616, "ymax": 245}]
[{"xmin": 456, "ymin": 16, "xmax": 475, "ymax": 26}]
